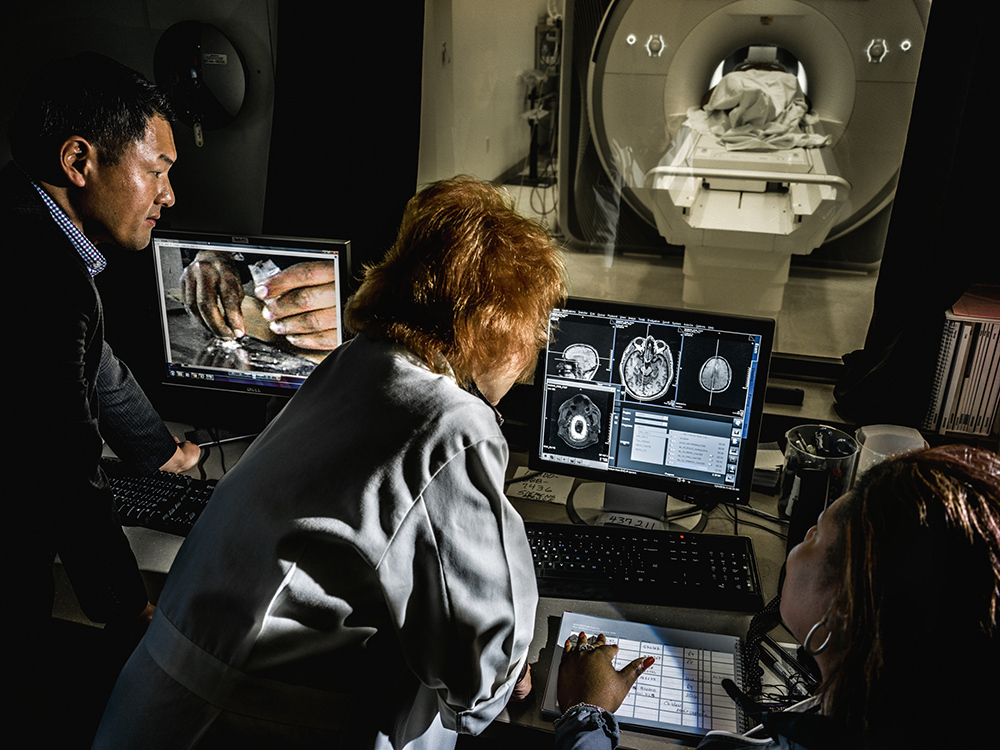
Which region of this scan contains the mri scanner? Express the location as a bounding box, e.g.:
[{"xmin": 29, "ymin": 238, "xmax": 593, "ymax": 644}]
[{"xmin": 576, "ymin": 0, "xmax": 930, "ymax": 316}]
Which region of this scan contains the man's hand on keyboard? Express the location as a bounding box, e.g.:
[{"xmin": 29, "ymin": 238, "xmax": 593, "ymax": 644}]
[{"xmin": 159, "ymin": 439, "xmax": 202, "ymax": 474}]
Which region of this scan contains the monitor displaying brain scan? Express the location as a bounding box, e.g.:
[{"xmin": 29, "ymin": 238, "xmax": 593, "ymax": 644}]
[{"xmin": 532, "ymin": 297, "xmax": 774, "ymax": 506}]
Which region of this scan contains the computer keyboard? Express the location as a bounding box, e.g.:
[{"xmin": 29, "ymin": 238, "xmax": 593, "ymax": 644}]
[
  {"xmin": 101, "ymin": 457, "xmax": 215, "ymax": 536},
  {"xmin": 524, "ymin": 521, "xmax": 763, "ymax": 612}
]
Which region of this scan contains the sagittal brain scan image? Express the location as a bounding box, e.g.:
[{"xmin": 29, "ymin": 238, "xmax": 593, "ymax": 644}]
[
  {"xmin": 556, "ymin": 343, "xmax": 600, "ymax": 380},
  {"xmin": 557, "ymin": 393, "xmax": 602, "ymax": 449},
  {"xmin": 619, "ymin": 335, "xmax": 674, "ymax": 401},
  {"xmin": 699, "ymin": 355, "xmax": 732, "ymax": 394}
]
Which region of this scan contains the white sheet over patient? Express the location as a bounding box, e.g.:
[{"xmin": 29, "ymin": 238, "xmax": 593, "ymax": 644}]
[{"xmin": 701, "ymin": 69, "xmax": 830, "ymax": 151}]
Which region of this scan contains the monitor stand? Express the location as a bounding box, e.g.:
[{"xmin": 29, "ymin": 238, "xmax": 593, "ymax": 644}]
[{"xmin": 570, "ymin": 483, "xmax": 704, "ymax": 532}]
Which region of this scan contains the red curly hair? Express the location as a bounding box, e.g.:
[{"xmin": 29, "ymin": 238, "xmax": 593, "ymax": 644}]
[{"xmin": 345, "ymin": 176, "xmax": 565, "ymax": 387}]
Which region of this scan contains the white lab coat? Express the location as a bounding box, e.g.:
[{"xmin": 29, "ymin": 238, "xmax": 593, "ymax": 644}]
[{"xmin": 94, "ymin": 335, "xmax": 537, "ymax": 749}]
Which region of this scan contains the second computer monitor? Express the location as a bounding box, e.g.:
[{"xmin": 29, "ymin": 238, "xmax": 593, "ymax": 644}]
[
  {"xmin": 151, "ymin": 229, "xmax": 350, "ymax": 398},
  {"xmin": 530, "ymin": 297, "xmax": 774, "ymax": 520}
]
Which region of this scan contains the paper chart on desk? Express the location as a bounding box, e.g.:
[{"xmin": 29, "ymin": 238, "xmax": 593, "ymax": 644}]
[
  {"xmin": 505, "ymin": 467, "xmax": 574, "ymax": 504},
  {"xmin": 541, "ymin": 611, "xmax": 747, "ymax": 739}
]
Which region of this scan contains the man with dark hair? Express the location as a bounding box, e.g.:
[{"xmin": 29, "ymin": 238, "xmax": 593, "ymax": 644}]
[{"xmin": 2, "ymin": 51, "xmax": 200, "ymax": 717}]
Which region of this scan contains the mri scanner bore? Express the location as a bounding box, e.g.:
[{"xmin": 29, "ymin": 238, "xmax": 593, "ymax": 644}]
[{"xmin": 586, "ymin": 0, "xmax": 929, "ymax": 316}]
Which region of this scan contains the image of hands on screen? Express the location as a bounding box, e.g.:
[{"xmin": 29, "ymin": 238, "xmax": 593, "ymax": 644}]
[{"xmin": 181, "ymin": 249, "xmax": 339, "ymax": 356}]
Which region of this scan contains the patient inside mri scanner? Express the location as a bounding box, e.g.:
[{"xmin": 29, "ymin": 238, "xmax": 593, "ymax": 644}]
[
  {"xmin": 609, "ymin": 54, "xmax": 830, "ymax": 190},
  {"xmin": 697, "ymin": 62, "xmax": 829, "ymax": 152}
]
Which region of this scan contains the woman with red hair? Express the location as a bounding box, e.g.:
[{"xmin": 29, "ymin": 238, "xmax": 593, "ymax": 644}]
[{"xmin": 96, "ymin": 176, "xmax": 565, "ymax": 749}]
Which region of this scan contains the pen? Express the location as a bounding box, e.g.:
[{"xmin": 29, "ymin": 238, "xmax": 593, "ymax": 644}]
[
  {"xmin": 758, "ymin": 643, "xmax": 810, "ymax": 698},
  {"xmin": 763, "ymin": 635, "xmax": 819, "ymax": 692}
]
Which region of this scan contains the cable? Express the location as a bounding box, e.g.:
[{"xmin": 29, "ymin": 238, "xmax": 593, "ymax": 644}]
[
  {"xmin": 187, "ymin": 424, "xmax": 237, "ymax": 479},
  {"xmin": 722, "ymin": 502, "xmax": 788, "ymax": 542},
  {"xmin": 209, "ymin": 426, "xmax": 229, "ymax": 475},
  {"xmin": 196, "ymin": 444, "xmax": 211, "ymax": 481},
  {"xmin": 739, "ymin": 503, "xmax": 789, "ymax": 524}
]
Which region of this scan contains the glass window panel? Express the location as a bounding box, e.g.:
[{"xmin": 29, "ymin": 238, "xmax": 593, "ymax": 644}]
[{"xmin": 422, "ymin": 0, "xmax": 932, "ymax": 366}]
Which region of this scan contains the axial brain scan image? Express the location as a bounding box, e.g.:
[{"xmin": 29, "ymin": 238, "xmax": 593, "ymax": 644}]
[
  {"xmin": 699, "ymin": 355, "xmax": 732, "ymax": 393},
  {"xmin": 557, "ymin": 393, "xmax": 602, "ymax": 449},
  {"xmin": 619, "ymin": 335, "xmax": 674, "ymax": 401}
]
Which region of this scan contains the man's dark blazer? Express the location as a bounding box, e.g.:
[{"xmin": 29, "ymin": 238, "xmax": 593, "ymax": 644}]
[{"xmin": 2, "ymin": 161, "xmax": 177, "ymax": 623}]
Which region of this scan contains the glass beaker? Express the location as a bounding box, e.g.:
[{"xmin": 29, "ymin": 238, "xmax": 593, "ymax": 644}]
[{"xmin": 778, "ymin": 424, "xmax": 859, "ymax": 520}]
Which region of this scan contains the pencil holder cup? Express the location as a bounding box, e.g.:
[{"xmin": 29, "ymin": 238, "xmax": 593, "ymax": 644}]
[{"xmin": 778, "ymin": 424, "xmax": 858, "ymax": 521}]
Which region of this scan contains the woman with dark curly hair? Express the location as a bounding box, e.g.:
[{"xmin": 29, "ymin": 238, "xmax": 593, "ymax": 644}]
[
  {"xmin": 95, "ymin": 176, "xmax": 565, "ymax": 749},
  {"xmin": 555, "ymin": 444, "xmax": 1000, "ymax": 748}
]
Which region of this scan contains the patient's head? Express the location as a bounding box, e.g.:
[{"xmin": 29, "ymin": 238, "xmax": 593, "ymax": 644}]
[{"xmin": 345, "ymin": 175, "xmax": 565, "ymax": 402}]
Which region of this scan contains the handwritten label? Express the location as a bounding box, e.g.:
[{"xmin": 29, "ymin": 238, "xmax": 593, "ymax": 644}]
[
  {"xmin": 603, "ymin": 513, "xmax": 660, "ymax": 531},
  {"xmin": 506, "ymin": 467, "xmax": 574, "ymax": 505}
]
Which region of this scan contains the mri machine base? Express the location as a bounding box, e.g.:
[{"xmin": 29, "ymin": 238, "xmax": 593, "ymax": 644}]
[{"xmin": 682, "ymin": 246, "xmax": 790, "ymax": 318}]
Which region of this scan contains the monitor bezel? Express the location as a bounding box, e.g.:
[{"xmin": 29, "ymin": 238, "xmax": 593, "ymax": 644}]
[
  {"xmin": 528, "ymin": 296, "xmax": 774, "ymax": 508},
  {"xmin": 151, "ymin": 228, "xmax": 352, "ymax": 399}
]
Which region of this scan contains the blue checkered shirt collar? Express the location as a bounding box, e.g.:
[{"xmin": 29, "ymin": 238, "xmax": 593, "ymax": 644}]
[{"xmin": 30, "ymin": 179, "xmax": 107, "ymax": 276}]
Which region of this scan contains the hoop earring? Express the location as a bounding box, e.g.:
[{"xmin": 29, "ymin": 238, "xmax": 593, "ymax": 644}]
[{"xmin": 804, "ymin": 617, "xmax": 832, "ymax": 656}]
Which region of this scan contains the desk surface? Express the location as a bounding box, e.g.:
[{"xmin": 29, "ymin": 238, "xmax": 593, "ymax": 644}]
[
  {"xmin": 493, "ymin": 461, "xmax": 788, "ymax": 750},
  {"xmin": 60, "ymin": 423, "xmax": 792, "ymax": 750}
]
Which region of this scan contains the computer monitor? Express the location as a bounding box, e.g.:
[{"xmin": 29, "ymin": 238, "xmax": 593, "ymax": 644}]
[
  {"xmin": 150, "ymin": 229, "xmax": 351, "ymax": 400},
  {"xmin": 529, "ymin": 297, "xmax": 774, "ymax": 527}
]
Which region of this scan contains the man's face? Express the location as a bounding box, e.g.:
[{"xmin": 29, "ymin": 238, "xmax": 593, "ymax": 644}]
[{"xmin": 79, "ymin": 115, "xmax": 177, "ymax": 250}]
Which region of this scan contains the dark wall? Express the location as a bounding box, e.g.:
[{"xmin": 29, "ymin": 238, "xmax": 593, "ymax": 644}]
[
  {"xmin": 152, "ymin": 4, "xmax": 424, "ymax": 429},
  {"xmin": 263, "ymin": 4, "xmax": 424, "ymax": 291},
  {"xmin": 834, "ymin": 0, "xmax": 997, "ymax": 426}
]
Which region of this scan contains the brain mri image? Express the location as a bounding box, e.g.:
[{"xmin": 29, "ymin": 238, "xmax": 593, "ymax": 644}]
[
  {"xmin": 557, "ymin": 393, "xmax": 602, "ymax": 449},
  {"xmin": 675, "ymin": 333, "xmax": 755, "ymax": 410},
  {"xmin": 556, "ymin": 343, "xmax": 600, "ymax": 380},
  {"xmin": 699, "ymin": 355, "xmax": 732, "ymax": 393},
  {"xmin": 619, "ymin": 335, "xmax": 674, "ymax": 401}
]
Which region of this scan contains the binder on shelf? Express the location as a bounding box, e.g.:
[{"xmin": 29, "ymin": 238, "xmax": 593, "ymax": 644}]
[
  {"xmin": 967, "ymin": 325, "xmax": 999, "ymax": 434},
  {"xmin": 925, "ymin": 285, "xmax": 1000, "ymax": 437},
  {"xmin": 953, "ymin": 322, "xmax": 984, "ymax": 432},
  {"xmin": 938, "ymin": 321, "xmax": 974, "ymax": 434},
  {"xmin": 922, "ymin": 318, "xmax": 961, "ymax": 431},
  {"xmin": 980, "ymin": 354, "xmax": 1000, "ymax": 437},
  {"xmin": 922, "ymin": 318, "xmax": 962, "ymax": 431},
  {"xmin": 974, "ymin": 338, "xmax": 1000, "ymax": 435}
]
